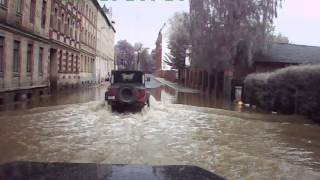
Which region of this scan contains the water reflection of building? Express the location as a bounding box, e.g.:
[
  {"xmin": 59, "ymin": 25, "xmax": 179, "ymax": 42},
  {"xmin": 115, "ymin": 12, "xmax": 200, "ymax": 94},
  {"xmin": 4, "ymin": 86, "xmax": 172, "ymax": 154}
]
[
  {"xmin": 149, "ymin": 85, "xmax": 176, "ymax": 103},
  {"xmin": 150, "ymin": 87, "xmax": 163, "ymax": 101},
  {"xmin": 150, "ymin": 85, "xmax": 234, "ymax": 110}
]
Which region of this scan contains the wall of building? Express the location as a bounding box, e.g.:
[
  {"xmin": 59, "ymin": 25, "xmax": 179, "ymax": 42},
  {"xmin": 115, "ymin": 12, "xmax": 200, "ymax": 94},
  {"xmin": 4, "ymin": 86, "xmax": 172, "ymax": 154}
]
[
  {"xmin": 49, "ymin": 0, "xmax": 82, "ymax": 90},
  {"xmin": 0, "ymin": 0, "xmax": 51, "ymax": 92},
  {"xmin": 96, "ymin": 7, "xmax": 115, "ymax": 83},
  {"xmin": 79, "ymin": 0, "xmax": 97, "ymax": 85},
  {"xmin": 0, "ymin": 0, "xmax": 116, "ymax": 103}
]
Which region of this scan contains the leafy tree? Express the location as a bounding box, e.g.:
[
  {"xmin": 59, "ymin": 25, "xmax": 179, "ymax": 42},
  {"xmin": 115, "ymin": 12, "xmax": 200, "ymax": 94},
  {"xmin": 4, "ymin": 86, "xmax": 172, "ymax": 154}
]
[
  {"xmin": 164, "ymin": 12, "xmax": 191, "ymax": 80},
  {"xmin": 272, "ymin": 33, "xmax": 289, "ymax": 44},
  {"xmin": 140, "ymin": 49, "xmax": 154, "ymax": 72},
  {"xmin": 189, "ymin": 0, "xmax": 284, "ymax": 72}
]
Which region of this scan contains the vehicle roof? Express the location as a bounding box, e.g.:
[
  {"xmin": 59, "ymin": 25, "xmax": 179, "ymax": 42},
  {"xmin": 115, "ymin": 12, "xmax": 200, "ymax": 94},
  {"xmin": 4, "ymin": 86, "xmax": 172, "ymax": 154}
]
[{"xmin": 112, "ymin": 70, "xmax": 144, "ymax": 74}]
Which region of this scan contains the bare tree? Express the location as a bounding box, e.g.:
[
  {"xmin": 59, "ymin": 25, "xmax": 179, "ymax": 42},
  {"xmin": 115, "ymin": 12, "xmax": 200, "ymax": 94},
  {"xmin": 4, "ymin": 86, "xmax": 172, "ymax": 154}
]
[
  {"xmin": 115, "ymin": 40, "xmax": 135, "ymax": 70},
  {"xmin": 133, "ymin": 43, "xmax": 153, "ymax": 72}
]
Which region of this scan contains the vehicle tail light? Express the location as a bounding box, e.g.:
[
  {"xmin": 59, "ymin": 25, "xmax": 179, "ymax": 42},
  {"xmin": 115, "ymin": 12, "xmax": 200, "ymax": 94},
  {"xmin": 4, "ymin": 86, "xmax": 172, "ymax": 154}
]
[
  {"xmin": 137, "ymin": 89, "xmax": 146, "ymax": 102},
  {"xmin": 108, "ymin": 88, "xmax": 117, "ymax": 96}
]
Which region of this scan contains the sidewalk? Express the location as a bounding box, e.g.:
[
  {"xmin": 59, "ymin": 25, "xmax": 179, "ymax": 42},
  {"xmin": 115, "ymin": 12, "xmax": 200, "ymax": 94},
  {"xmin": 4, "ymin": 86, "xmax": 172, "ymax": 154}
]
[{"xmin": 154, "ymin": 77, "xmax": 199, "ymax": 93}]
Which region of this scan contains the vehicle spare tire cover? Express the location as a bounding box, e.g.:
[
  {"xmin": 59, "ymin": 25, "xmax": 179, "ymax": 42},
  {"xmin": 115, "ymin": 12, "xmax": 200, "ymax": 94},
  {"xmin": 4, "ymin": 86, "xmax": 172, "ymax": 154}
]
[{"xmin": 119, "ymin": 85, "xmax": 137, "ymax": 103}]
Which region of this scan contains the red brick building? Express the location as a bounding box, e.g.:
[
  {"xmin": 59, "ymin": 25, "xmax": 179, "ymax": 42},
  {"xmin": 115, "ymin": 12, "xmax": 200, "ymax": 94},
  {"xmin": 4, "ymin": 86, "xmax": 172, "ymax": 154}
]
[
  {"xmin": 154, "ymin": 30, "xmax": 162, "ymax": 76},
  {"xmin": 184, "ymin": 43, "xmax": 320, "ymax": 101}
]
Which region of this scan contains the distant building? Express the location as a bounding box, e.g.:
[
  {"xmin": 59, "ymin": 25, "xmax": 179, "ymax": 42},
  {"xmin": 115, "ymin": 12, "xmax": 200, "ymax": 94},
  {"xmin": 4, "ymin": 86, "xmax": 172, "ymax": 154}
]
[
  {"xmin": 253, "ymin": 43, "xmax": 320, "ymax": 72},
  {"xmin": 95, "ymin": 5, "xmax": 115, "ymax": 83},
  {"xmin": 233, "ymin": 43, "xmax": 320, "ymax": 100},
  {"xmin": 233, "ymin": 43, "xmax": 320, "ymax": 84},
  {"xmin": 0, "ymin": 0, "xmax": 51, "ymax": 103},
  {"xmin": 154, "ymin": 30, "xmax": 162, "ymax": 75}
]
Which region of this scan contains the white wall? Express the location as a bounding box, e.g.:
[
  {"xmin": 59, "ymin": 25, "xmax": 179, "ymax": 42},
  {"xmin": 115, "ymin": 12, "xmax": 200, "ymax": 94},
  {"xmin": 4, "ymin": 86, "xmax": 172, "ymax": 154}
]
[{"xmin": 161, "ymin": 25, "xmax": 171, "ymax": 71}]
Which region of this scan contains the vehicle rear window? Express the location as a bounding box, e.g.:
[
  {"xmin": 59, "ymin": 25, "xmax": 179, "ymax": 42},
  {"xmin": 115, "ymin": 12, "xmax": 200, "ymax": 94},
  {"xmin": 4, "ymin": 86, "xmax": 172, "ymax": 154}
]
[{"xmin": 113, "ymin": 72, "xmax": 143, "ymax": 84}]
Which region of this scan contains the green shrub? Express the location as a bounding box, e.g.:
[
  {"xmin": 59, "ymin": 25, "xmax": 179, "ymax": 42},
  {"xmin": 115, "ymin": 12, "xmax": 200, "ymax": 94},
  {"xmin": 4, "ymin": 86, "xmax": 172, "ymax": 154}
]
[{"xmin": 244, "ymin": 65, "xmax": 320, "ymax": 122}]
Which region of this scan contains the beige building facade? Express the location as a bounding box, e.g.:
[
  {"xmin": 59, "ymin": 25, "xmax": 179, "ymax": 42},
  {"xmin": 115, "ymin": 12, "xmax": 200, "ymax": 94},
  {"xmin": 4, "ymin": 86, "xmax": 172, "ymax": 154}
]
[
  {"xmin": 49, "ymin": 0, "xmax": 82, "ymax": 91},
  {"xmin": 95, "ymin": 6, "xmax": 115, "ymax": 83},
  {"xmin": 0, "ymin": 0, "xmax": 51, "ymax": 103},
  {"xmin": 79, "ymin": 0, "xmax": 98, "ymax": 85},
  {"xmin": 0, "ymin": 0, "xmax": 116, "ymax": 104}
]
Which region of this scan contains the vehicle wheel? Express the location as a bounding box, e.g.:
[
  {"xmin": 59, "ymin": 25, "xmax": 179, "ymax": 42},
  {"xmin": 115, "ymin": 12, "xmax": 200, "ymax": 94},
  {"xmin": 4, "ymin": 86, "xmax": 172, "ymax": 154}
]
[
  {"xmin": 118, "ymin": 85, "xmax": 137, "ymax": 104},
  {"xmin": 105, "ymin": 92, "xmax": 108, "ymax": 101},
  {"xmin": 111, "ymin": 105, "xmax": 117, "ymax": 112},
  {"xmin": 147, "ymin": 99, "xmax": 150, "ymax": 107}
]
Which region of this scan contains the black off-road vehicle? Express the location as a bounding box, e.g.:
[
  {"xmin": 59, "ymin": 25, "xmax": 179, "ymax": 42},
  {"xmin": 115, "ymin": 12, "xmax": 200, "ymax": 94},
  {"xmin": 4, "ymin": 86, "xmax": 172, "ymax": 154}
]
[{"xmin": 105, "ymin": 70, "xmax": 150, "ymax": 110}]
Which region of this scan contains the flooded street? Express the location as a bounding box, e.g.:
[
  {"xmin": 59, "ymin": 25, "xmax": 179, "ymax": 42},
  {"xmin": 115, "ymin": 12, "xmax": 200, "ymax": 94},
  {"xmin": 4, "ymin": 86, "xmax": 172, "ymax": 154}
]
[{"xmin": 1, "ymin": 79, "xmax": 320, "ymax": 179}]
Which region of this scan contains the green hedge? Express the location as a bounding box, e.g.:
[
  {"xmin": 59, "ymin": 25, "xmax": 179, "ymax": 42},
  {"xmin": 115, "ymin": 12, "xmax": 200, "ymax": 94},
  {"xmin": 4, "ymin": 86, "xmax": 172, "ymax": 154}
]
[{"xmin": 244, "ymin": 65, "xmax": 320, "ymax": 122}]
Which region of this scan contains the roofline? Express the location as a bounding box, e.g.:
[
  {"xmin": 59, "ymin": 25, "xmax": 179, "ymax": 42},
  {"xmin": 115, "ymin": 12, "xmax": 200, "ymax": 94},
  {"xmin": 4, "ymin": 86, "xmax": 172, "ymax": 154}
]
[
  {"xmin": 112, "ymin": 70, "xmax": 144, "ymax": 73},
  {"xmin": 92, "ymin": 0, "xmax": 116, "ymax": 33},
  {"xmin": 273, "ymin": 43, "xmax": 320, "ymax": 48}
]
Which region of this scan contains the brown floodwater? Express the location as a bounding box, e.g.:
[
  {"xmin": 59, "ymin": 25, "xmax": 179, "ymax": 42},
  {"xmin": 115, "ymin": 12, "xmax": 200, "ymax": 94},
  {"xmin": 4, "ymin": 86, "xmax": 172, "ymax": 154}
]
[{"xmin": 0, "ymin": 82, "xmax": 320, "ymax": 180}]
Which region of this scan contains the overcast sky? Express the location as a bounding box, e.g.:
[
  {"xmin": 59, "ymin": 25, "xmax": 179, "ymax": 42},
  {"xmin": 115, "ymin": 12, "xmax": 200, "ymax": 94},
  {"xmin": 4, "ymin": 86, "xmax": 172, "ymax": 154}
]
[{"xmin": 99, "ymin": 0, "xmax": 320, "ymax": 49}]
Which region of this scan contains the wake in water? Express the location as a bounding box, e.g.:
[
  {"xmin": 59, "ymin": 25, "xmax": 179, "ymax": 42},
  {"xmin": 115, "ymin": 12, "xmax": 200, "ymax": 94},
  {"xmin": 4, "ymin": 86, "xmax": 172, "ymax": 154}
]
[{"xmin": 1, "ymin": 97, "xmax": 320, "ymax": 180}]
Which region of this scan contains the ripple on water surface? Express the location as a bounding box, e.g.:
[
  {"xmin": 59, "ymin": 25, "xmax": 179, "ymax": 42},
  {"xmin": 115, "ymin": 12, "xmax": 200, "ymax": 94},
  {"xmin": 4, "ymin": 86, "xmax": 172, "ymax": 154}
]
[{"xmin": 0, "ymin": 98, "xmax": 320, "ymax": 180}]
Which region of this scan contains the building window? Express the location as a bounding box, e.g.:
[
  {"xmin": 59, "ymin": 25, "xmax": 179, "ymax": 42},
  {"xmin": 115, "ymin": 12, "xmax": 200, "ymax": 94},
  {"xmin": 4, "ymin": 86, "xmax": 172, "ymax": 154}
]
[
  {"xmin": 80, "ymin": 55, "xmax": 83, "ymax": 72},
  {"xmin": 13, "ymin": 41, "xmax": 20, "ymax": 73},
  {"xmin": 0, "ymin": 37, "xmax": 4, "ymax": 73},
  {"xmin": 59, "ymin": 50, "xmax": 62, "ymax": 72},
  {"xmin": 70, "ymin": 20, "xmax": 73, "ymax": 37},
  {"xmin": 0, "ymin": 0, "xmax": 7, "ymax": 6},
  {"xmin": 91, "ymin": 58, "xmax": 94, "ymax": 73},
  {"xmin": 66, "ymin": 18, "xmax": 70, "ymax": 35},
  {"xmin": 86, "ymin": 5, "xmax": 88, "ymax": 16},
  {"xmin": 26, "ymin": 44, "xmax": 33, "ymax": 73},
  {"xmin": 41, "ymin": 0, "xmax": 47, "ymax": 28},
  {"xmin": 71, "ymin": 54, "xmax": 74, "ymax": 72},
  {"xmin": 29, "ymin": 0, "xmax": 36, "ymax": 23},
  {"xmin": 85, "ymin": 30, "xmax": 87, "ymax": 43},
  {"xmin": 65, "ymin": 52, "xmax": 68, "ymax": 72},
  {"xmin": 16, "ymin": 0, "xmax": 22, "ymax": 14},
  {"xmin": 84, "ymin": 56, "xmax": 87, "ymax": 72},
  {"xmin": 75, "ymin": 55, "xmax": 78, "ymax": 73},
  {"xmin": 60, "ymin": 13, "xmax": 64, "ymax": 32},
  {"xmin": 51, "ymin": 8, "xmax": 58, "ymax": 29},
  {"xmin": 38, "ymin": 47, "xmax": 43, "ymax": 75}
]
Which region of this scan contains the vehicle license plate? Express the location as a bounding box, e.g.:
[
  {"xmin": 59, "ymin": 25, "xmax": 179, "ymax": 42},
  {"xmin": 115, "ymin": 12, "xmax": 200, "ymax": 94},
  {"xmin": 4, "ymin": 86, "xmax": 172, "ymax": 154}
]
[{"xmin": 108, "ymin": 96, "xmax": 116, "ymax": 100}]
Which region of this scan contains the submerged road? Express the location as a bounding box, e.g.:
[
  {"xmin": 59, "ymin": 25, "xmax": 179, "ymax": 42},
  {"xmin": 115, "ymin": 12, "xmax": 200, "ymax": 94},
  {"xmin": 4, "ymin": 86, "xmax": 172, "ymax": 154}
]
[{"xmin": 0, "ymin": 76, "xmax": 320, "ymax": 180}]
